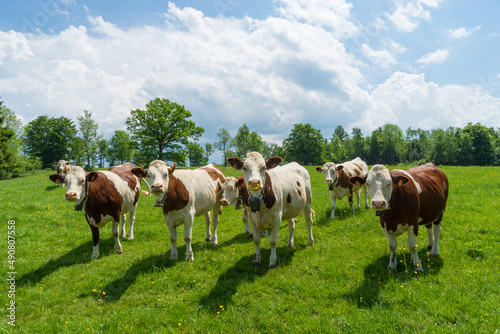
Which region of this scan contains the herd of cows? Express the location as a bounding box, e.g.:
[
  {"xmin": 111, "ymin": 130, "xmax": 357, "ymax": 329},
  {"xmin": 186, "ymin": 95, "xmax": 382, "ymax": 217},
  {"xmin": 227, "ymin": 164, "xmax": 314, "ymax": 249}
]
[{"xmin": 49, "ymin": 153, "xmax": 449, "ymax": 272}]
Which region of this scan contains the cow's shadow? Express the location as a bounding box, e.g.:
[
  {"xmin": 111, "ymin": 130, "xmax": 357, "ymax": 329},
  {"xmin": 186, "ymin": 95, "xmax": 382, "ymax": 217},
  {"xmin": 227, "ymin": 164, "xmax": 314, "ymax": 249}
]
[
  {"xmin": 80, "ymin": 251, "xmax": 178, "ymax": 303},
  {"xmin": 345, "ymin": 249, "xmax": 444, "ymax": 309},
  {"xmin": 198, "ymin": 245, "xmax": 298, "ymax": 312},
  {"xmin": 18, "ymin": 238, "xmax": 116, "ymax": 287},
  {"xmin": 45, "ymin": 185, "xmax": 61, "ymax": 191}
]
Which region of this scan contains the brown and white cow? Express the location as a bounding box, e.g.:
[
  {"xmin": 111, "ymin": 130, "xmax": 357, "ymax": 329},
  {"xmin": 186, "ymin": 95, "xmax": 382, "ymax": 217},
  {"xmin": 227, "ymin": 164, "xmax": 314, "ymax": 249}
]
[
  {"xmin": 220, "ymin": 176, "xmax": 252, "ymax": 236},
  {"xmin": 131, "ymin": 161, "xmax": 225, "ymax": 261},
  {"xmin": 350, "ymin": 163, "xmax": 449, "ymax": 272},
  {"xmin": 315, "ymin": 157, "xmax": 369, "ymax": 218},
  {"xmin": 228, "ymin": 152, "xmax": 314, "ymax": 268},
  {"xmin": 49, "ymin": 163, "xmax": 146, "ymax": 258},
  {"xmin": 54, "ymin": 160, "xmax": 71, "ymax": 175}
]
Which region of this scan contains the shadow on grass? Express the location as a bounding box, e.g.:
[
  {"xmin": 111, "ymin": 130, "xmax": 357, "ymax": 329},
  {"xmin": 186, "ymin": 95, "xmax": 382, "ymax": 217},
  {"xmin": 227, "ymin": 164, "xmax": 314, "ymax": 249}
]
[
  {"xmin": 346, "ymin": 248, "xmax": 444, "ymax": 309},
  {"xmin": 45, "ymin": 185, "xmax": 61, "ymax": 191},
  {"xmin": 198, "ymin": 245, "xmax": 299, "ymax": 312},
  {"xmin": 316, "ymin": 207, "xmax": 368, "ymax": 227},
  {"xmin": 18, "ymin": 238, "xmax": 116, "ymax": 287},
  {"xmin": 80, "ymin": 250, "xmax": 179, "ymax": 303}
]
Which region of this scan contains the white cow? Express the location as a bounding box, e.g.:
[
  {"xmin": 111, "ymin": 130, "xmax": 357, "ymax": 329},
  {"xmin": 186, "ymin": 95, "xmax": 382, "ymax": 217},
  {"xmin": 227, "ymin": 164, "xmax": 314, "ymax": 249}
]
[
  {"xmin": 228, "ymin": 152, "xmax": 314, "ymax": 268},
  {"xmin": 315, "ymin": 157, "xmax": 369, "ymax": 218},
  {"xmin": 132, "ymin": 161, "xmax": 225, "ymax": 261}
]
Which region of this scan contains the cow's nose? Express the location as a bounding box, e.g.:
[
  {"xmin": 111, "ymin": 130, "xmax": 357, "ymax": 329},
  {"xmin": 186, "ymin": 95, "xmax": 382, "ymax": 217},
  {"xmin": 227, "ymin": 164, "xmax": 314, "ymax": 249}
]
[
  {"xmin": 65, "ymin": 192, "xmax": 77, "ymax": 200},
  {"xmin": 151, "ymin": 183, "xmax": 163, "ymax": 191},
  {"xmin": 372, "ymin": 200, "xmax": 386, "ymax": 209},
  {"xmin": 220, "ymin": 199, "xmax": 229, "ymax": 206},
  {"xmin": 248, "ymin": 179, "xmax": 261, "ymax": 190},
  {"xmin": 325, "ymin": 178, "xmax": 333, "ymax": 184}
]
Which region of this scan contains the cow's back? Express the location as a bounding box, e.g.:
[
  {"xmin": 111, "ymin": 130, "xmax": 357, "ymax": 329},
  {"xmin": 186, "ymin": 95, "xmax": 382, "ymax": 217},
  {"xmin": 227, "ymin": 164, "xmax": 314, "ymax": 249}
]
[
  {"xmin": 407, "ymin": 163, "xmax": 448, "ymax": 224},
  {"xmin": 267, "ymin": 162, "xmax": 311, "ymax": 220},
  {"xmin": 100, "ymin": 171, "xmax": 139, "ymax": 214}
]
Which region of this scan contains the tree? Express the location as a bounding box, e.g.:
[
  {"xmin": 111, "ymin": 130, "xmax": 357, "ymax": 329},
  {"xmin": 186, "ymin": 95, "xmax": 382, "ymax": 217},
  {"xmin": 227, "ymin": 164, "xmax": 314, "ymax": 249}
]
[
  {"xmin": 232, "ymin": 124, "xmax": 263, "ymax": 158},
  {"xmin": 24, "ymin": 115, "xmax": 76, "ymax": 168},
  {"xmin": 108, "ymin": 130, "xmax": 134, "ymax": 166},
  {"xmin": 0, "ymin": 112, "xmax": 15, "ymax": 177},
  {"xmin": 97, "ymin": 137, "xmax": 108, "ymax": 168},
  {"xmin": 368, "ymin": 128, "xmax": 382, "ymax": 164},
  {"xmin": 214, "ymin": 127, "xmax": 233, "ymax": 166},
  {"xmin": 405, "ymin": 127, "xmax": 430, "ymax": 163},
  {"xmin": 283, "ymin": 123, "xmax": 324, "ymax": 165},
  {"xmin": 463, "ymin": 123, "xmax": 495, "ymax": 165},
  {"xmin": 350, "ymin": 127, "xmax": 366, "ymax": 160},
  {"xmin": 126, "ymin": 98, "xmax": 204, "ymax": 164},
  {"xmin": 186, "ymin": 141, "xmax": 205, "ymax": 167},
  {"xmin": 379, "ymin": 124, "xmax": 404, "ymax": 164},
  {"xmin": 77, "ymin": 110, "xmax": 100, "ymax": 169},
  {"xmin": 203, "ymin": 143, "xmax": 214, "ymax": 165}
]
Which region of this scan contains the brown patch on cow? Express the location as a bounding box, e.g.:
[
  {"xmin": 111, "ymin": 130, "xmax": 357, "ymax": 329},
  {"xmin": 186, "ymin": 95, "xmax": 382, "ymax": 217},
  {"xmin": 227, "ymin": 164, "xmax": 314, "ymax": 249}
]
[
  {"xmin": 336, "ymin": 169, "xmax": 354, "ymax": 190},
  {"xmin": 297, "ymin": 181, "xmax": 301, "ymax": 187},
  {"xmin": 200, "ymin": 164, "xmax": 225, "ymax": 198},
  {"xmin": 352, "ymin": 163, "xmax": 363, "ymax": 175},
  {"xmin": 109, "ymin": 162, "xmax": 140, "ymax": 203},
  {"xmin": 163, "ymin": 174, "xmax": 190, "ymax": 214},
  {"xmin": 85, "ymin": 172, "xmax": 122, "ymax": 225},
  {"xmin": 262, "ymin": 171, "xmax": 276, "ymax": 209},
  {"xmin": 286, "ymin": 193, "xmax": 292, "ymax": 204},
  {"xmin": 236, "ymin": 175, "xmax": 249, "ymax": 207},
  {"xmin": 382, "ymin": 164, "xmax": 448, "ymax": 236},
  {"xmin": 297, "ymin": 189, "xmax": 302, "ymax": 197}
]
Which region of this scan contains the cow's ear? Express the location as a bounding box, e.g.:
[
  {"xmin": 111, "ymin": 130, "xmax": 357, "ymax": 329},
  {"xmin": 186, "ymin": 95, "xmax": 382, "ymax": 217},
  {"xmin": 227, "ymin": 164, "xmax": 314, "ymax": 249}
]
[
  {"xmin": 65, "ymin": 162, "xmax": 71, "ymax": 165},
  {"xmin": 236, "ymin": 178, "xmax": 245, "ymax": 188},
  {"xmin": 392, "ymin": 175, "xmax": 409, "ymax": 186},
  {"xmin": 349, "ymin": 175, "xmax": 367, "ymax": 187},
  {"xmin": 168, "ymin": 162, "xmax": 177, "ymax": 173},
  {"xmin": 49, "ymin": 174, "xmax": 65, "ymax": 184},
  {"xmin": 131, "ymin": 167, "xmax": 148, "ymax": 178},
  {"xmin": 53, "ymin": 161, "xmax": 58, "ymax": 165},
  {"xmin": 266, "ymin": 156, "xmax": 282, "ymax": 169},
  {"xmin": 87, "ymin": 172, "xmax": 99, "ymax": 182},
  {"xmin": 315, "ymin": 166, "xmax": 323, "ymax": 172},
  {"xmin": 336, "ymin": 165, "xmax": 344, "ymax": 172},
  {"xmin": 228, "ymin": 157, "xmax": 244, "ymax": 170}
]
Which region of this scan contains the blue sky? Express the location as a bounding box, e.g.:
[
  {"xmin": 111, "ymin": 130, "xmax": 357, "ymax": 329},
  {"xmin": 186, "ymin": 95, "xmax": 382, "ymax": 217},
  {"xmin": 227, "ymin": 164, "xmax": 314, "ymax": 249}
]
[{"xmin": 1, "ymin": 0, "xmax": 500, "ymax": 158}]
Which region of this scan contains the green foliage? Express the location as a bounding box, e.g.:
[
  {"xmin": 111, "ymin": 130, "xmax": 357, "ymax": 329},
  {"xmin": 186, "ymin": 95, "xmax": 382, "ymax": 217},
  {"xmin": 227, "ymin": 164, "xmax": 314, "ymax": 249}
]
[
  {"xmin": 107, "ymin": 130, "xmax": 134, "ymax": 166},
  {"xmin": 1, "ymin": 166, "xmax": 499, "ymax": 333},
  {"xmin": 186, "ymin": 141, "xmax": 205, "ymax": 167},
  {"xmin": 126, "ymin": 98, "xmax": 204, "ymax": 164},
  {"xmin": 283, "ymin": 123, "xmax": 324, "ymax": 165},
  {"xmin": 231, "ymin": 124, "xmax": 263, "ymax": 159},
  {"xmin": 77, "ymin": 110, "xmax": 100, "ymax": 170},
  {"xmin": 204, "ymin": 143, "xmax": 214, "ymax": 165},
  {"xmin": 23, "ymin": 115, "xmax": 76, "ymax": 168},
  {"xmin": 214, "ymin": 127, "xmax": 233, "ymax": 166}
]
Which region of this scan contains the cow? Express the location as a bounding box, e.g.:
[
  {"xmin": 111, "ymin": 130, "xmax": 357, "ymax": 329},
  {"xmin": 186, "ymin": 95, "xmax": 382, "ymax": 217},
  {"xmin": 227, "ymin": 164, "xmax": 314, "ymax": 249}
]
[
  {"xmin": 54, "ymin": 160, "xmax": 71, "ymax": 175},
  {"xmin": 315, "ymin": 157, "xmax": 369, "ymax": 218},
  {"xmin": 228, "ymin": 152, "xmax": 314, "ymax": 268},
  {"xmin": 49, "ymin": 163, "xmax": 148, "ymax": 258},
  {"xmin": 220, "ymin": 175, "xmax": 268, "ymax": 237},
  {"xmin": 350, "ymin": 163, "xmax": 449, "ymax": 272},
  {"xmin": 131, "ymin": 161, "xmax": 225, "ymax": 262}
]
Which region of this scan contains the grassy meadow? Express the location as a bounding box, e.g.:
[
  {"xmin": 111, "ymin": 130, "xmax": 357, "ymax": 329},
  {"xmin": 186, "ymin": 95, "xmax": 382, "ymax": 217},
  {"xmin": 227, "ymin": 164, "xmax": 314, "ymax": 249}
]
[{"xmin": 0, "ymin": 164, "xmax": 499, "ymax": 333}]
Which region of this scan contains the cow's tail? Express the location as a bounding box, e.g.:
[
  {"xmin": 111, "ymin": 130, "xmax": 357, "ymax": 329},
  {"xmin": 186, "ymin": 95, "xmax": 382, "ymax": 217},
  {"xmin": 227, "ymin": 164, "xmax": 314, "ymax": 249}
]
[
  {"xmin": 140, "ymin": 178, "xmax": 151, "ymax": 196},
  {"xmin": 310, "ymin": 209, "xmax": 316, "ymax": 218}
]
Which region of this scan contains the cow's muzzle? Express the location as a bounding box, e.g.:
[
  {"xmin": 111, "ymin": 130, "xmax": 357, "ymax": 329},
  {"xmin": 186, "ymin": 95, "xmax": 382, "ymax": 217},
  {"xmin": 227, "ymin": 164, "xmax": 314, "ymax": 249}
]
[
  {"xmin": 65, "ymin": 192, "xmax": 77, "ymax": 201},
  {"xmin": 220, "ymin": 199, "xmax": 229, "ymax": 206}
]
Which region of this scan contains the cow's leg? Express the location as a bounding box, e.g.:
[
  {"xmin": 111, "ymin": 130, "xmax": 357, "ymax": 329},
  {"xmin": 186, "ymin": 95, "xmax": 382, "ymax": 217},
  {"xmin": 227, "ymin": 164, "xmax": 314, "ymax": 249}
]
[
  {"xmin": 243, "ymin": 209, "xmax": 252, "ymax": 236},
  {"xmin": 384, "ymin": 229, "xmax": 398, "ymax": 270},
  {"xmin": 89, "ymin": 223, "xmax": 100, "ymax": 259},
  {"xmin": 251, "ymin": 217, "xmax": 261, "ymax": 266},
  {"xmin": 127, "ymin": 207, "xmax": 136, "ymax": 240},
  {"xmin": 329, "ymin": 191, "xmax": 337, "ymax": 218},
  {"xmin": 348, "ymin": 191, "xmax": 355, "ymax": 213},
  {"xmin": 268, "ymin": 219, "xmax": 280, "ymax": 269},
  {"xmin": 287, "ymin": 218, "xmax": 296, "ymax": 248},
  {"xmin": 120, "ymin": 213, "xmax": 127, "ymax": 239},
  {"xmin": 426, "ymin": 224, "xmax": 433, "ymax": 251},
  {"xmin": 304, "ymin": 207, "xmax": 314, "ymax": 246},
  {"xmin": 184, "ymin": 216, "xmax": 194, "ymax": 262},
  {"xmin": 204, "ymin": 212, "xmax": 211, "ymax": 242},
  {"xmin": 355, "ymin": 189, "xmax": 361, "ymax": 210},
  {"xmin": 211, "ymin": 203, "xmax": 221, "ymax": 246},
  {"xmin": 363, "ymin": 184, "xmax": 369, "ymax": 209},
  {"xmin": 166, "ymin": 218, "xmax": 178, "ymax": 260},
  {"xmin": 408, "ymin": 225, "xmax": 423, "ymax": 272},
  {"xmin": 430, "ymin": 223, "xmax": 441, "ymax": 257},
  {"xmin": 112, "ymin": 221, "xmax": 123, "ymax": 254}
]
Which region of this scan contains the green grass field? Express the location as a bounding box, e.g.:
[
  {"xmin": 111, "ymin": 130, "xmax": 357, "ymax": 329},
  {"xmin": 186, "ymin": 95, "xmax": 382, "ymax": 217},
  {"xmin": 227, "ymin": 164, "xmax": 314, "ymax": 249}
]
[{"xmin": 1, "ymin": 165, "xmax": 499, "ymax": 333}]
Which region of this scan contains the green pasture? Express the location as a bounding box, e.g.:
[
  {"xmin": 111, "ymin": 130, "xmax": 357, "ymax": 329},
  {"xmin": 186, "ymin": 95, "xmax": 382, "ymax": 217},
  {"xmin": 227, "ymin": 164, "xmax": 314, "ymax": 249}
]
[{"xmin": 0, "ymin": 165, "xmax": 499, "ymax": 333}]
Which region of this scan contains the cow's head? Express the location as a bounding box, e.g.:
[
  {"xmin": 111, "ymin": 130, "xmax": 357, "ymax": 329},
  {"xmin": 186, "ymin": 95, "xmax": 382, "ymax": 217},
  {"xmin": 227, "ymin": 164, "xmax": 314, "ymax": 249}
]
[
  {"xmin": 49, "ymin": 166, "xmax": 98, "ymax": 203},
  {"xmin": 131, "ymin": 160, "xmax": 175, "ymax": 203},
  {"xmin": 54, "ymin": 160, "xmax": 71, "ymax": 175},
  {"xmin": 315, "ymin": 162, "xmax": 338, "ymax": 186},
  {"xmin": 220, "ymin": 177, "xmax": 245, "ymax": 207},
  {"xmin": 349, "ymin": 164, "xmax": 408, "ymax": 212},
  {"xmin": 228, "ymin": 152, "xmax": 282, "ymax": 198}
]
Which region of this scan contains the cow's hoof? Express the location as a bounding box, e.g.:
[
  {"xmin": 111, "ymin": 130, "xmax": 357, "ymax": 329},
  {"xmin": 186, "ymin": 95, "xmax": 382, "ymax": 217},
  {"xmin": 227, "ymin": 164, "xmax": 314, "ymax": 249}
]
[
  {"xmin": 269, "ymin": 262, "xmax": 278, "ymax": 269},
  {"xmin": 308, "ymin": 238, "xmax": 314, "ymax": 246},
  {"xmin": 413, "ymin": 264, "xmax": 424, "ymax": 272},
  {"xmin": 116, "ymin": 250, "xmax": 123, "ymax": 254},
  {"xmin": 287, "ymin": 242, "xmax": 294, "ymax": 248},
  {"xmin": 252, "ymin": 260, "xmax": 261, "ymax": 267},
  {"xmin": 186, "ymin": 252, "xmax": 194, "ymax": 262},
  {"xmin": 91, "ymin": 253, "xmax": 99, "ymax": 259}
]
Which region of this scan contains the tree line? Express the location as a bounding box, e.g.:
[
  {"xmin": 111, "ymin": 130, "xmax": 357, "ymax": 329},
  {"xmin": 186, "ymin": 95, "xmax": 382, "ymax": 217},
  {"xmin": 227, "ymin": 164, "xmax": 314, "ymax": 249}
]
[{"xmin": 1, "ymin": 97, "xmax": 500, "ymax": 179}]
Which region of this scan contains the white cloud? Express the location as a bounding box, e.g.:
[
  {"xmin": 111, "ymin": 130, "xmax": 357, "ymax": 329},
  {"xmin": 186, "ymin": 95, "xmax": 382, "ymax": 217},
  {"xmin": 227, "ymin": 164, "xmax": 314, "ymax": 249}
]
[
  {"xmin": 388, "ymin": 0, "xmax": 444, "ymax": 32},
  {"xmin": 0, "ymin": 31, "xmax": 33, "ymax": 64},
  {"xmin": 417, "ymin": 49, "xmax": 449, "ymax": 64},
  {"xmin": 448, "ymin": 26, "xmax": 481, "ymax": 39},
  {"xmin": 361, "ymin": 44, "xmax": 396, "ymax": 68}
]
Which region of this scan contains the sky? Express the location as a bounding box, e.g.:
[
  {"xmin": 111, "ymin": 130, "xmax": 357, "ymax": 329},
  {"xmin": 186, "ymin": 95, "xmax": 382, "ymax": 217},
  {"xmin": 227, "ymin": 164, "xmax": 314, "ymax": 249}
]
[{"xmin": 1, "ymin": 0, "xmax": 500, "ymax": 158}]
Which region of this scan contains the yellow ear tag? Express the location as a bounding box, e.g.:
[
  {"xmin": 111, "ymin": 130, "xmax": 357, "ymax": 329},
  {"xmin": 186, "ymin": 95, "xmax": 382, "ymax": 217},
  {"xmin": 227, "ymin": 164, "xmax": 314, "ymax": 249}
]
[{"xmin": 398, "ymin": 180, "xmax": 404, "ymax": 186}]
